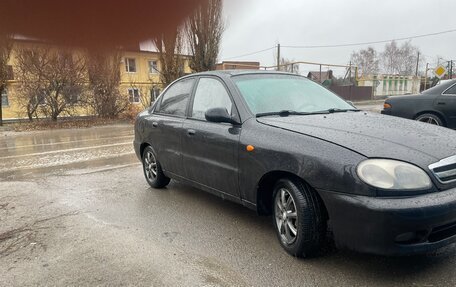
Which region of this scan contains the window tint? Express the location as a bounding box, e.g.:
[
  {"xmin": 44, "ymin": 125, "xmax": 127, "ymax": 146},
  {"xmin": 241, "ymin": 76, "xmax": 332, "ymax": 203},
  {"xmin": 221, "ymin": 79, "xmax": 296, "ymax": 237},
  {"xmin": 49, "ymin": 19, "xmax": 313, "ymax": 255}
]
[
  {"xmin": 443, "ymin": 84, "xmax": 456, "ymax": 95},
  {"xmin": 191, "ymin": 78, "xmax": 233, "ymax": 120},
  {"xmin": 157, "ymin": 78, "xmax": 194, "ymax": 116}
]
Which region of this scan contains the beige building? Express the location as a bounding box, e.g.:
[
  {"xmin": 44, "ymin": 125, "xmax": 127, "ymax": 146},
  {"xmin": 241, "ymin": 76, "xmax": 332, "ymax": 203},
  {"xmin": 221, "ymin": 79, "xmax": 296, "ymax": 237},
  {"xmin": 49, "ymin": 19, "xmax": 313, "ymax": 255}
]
[
  {"xmin": 1, "ymin": 39, "xmax": 192, "ymax": 120},
  {"xmin": 215, "ymin": 61, "xmax": 260, "ymax": 70},
  {"xmin": 357, "ymin": 74, "xmax": 421, "ymax": 98}
]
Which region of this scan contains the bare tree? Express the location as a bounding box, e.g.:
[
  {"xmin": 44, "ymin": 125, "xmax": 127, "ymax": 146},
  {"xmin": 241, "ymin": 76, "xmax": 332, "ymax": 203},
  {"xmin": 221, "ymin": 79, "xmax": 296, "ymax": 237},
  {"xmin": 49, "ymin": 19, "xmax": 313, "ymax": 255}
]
[
  {"xmin": 86, "ymin": 50, "xmax": 129, "ymax": 118},
  {"xmin": 0, "ymin": 33, "xmax": 13, "ymax": 126},
  {"xmin": 381, "ymin": 40, "xmax": 420, "ymax": 75},
  {"xmin": 15, "ymin": 47, "xmax": 86, "ymax": 121},
  {"xmin": 279, "ymin": 57, "xmax": 299, "ymax": 74},
  {"xmin": 350, "ymin": 46, "xmax": 379, "ymax": 76},
  {"xmin": 153, "ymin": 29, "xmax": 186, "ymax": 88},
  {"xmin": 185, "ymin": 0, "xmax": 225, "ymax": 72}
]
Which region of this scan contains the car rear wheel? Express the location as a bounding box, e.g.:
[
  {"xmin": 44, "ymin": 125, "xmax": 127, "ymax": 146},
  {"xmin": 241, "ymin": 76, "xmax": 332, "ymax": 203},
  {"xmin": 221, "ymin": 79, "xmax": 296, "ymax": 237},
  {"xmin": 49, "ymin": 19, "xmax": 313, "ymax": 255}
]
[
  {"xmin": 272, "ymin": 178, "xmax": 325, "ymax": 258},
  {"xmin": 415, "ymin": 113, "xmax": 443, "ymax": 126},
  {"xmin": 142, "ymin": 146, "xmax": 170, "ymax": 188}
]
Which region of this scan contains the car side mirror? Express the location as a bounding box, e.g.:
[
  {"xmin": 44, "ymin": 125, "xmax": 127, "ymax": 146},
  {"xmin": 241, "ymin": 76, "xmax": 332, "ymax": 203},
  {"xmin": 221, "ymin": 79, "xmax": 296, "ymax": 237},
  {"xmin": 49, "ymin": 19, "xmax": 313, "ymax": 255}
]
[{"xmin": 205, "ymin": 108, "xmax": 239, "ymax": 125}]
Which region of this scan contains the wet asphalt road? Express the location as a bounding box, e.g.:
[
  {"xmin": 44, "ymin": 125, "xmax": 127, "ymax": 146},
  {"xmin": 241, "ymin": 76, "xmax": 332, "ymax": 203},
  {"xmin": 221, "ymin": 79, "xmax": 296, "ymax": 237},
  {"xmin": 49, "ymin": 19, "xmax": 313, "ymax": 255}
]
[{"xmin": 1, "ymin": 124, "xmax": 456, "ymax": 286}]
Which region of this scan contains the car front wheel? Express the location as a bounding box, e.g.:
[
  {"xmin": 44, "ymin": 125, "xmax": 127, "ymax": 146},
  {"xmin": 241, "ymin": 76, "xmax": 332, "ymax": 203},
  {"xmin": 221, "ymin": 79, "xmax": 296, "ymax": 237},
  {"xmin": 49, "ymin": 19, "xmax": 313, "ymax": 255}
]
[
  {"xmin": 142, "ymin": 146, "xmax": 170, "ymax": 188},
  {"xmin": 273, "ymin": 178, "xmax": 326, "ymax": 258}
]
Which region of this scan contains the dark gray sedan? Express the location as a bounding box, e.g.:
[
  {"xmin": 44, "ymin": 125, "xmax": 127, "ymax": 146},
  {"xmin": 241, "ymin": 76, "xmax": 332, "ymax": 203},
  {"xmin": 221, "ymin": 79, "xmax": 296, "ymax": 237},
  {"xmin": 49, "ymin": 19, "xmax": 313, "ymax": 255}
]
[
  {"xmin": 382, "ymin": 79, "xmax": 456, "ymax": 128},
  {"xmin": 134, "ymin": 71, "xmax": 456, "ymax": 257}
]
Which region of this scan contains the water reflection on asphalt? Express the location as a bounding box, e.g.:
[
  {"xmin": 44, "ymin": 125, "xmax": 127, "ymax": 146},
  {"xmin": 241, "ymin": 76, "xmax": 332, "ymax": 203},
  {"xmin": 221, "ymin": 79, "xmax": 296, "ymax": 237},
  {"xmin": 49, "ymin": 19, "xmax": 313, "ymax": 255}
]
[{"xmin": 0, "ymin": 124, "xmax": 138, "ymax": 179}]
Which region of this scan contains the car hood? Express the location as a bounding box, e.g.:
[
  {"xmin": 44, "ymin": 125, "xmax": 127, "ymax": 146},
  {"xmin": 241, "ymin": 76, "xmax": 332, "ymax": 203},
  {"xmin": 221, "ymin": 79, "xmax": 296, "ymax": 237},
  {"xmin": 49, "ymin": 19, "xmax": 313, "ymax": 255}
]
[{"xmin": 257, "ymin": 112, "xmax": 456, "ymax": 167}]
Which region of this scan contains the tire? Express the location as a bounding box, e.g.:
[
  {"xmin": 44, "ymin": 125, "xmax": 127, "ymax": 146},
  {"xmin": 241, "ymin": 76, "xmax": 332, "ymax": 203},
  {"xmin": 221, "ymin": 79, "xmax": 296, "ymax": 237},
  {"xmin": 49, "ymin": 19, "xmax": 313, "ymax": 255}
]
[
  {"xmin": 415, "ymin": 113, "xmax": 444, "ymax": 126},
  {"xmin": 142, "ymin": 146, "xmax": 170, "ymax": 188},
  {"xmin": 272, "ymin": 178, "xmax": 326, "ymax": 258}
]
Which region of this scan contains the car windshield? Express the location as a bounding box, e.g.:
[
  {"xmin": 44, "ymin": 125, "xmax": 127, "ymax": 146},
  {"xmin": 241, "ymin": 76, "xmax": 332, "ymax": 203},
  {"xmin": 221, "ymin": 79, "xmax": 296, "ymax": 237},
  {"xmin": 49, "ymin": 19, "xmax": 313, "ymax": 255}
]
[{"xmin": 233, "ymin": 74, "xmax": 355, "ymax": 116}]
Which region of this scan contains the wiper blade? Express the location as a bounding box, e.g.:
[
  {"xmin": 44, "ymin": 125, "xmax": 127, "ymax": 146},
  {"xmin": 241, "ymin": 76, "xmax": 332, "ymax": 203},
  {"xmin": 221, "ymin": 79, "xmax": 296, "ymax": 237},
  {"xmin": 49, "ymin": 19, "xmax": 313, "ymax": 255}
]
[
  {"xmin": 256, "ymin": 110, "xmax": 315, "ymax": 118},
  {"xmin": 317, "ymin": 108, "xmax": 360, "ymax": 113},
  {"xmin": 255, "ymin": 108, "xmax": 357, "ymax": 118}
]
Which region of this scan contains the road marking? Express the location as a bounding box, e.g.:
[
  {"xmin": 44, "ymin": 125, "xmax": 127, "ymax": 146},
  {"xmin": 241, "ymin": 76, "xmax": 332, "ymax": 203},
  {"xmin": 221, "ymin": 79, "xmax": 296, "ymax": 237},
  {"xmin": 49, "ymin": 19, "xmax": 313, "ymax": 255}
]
[
  {"xmin": 0, "ymin": 135, "xmax": 134, "ymax": 151},
  {"xmin": 65, "ymin": 163, "xmax": 141, "ymax": 175},
  {"xmin": 0, "ymin": 151, "xmax": 135, "ymax": 173},
  {"xmin": 0, "ymin": 142, "xmax": 133, "ymax": 160}
]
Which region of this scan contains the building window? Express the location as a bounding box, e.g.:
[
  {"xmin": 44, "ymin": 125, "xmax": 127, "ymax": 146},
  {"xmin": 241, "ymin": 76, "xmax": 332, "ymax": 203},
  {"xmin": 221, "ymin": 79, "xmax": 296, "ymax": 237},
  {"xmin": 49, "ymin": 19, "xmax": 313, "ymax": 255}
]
[
  {"xmin": 125, "ymin": 58, "xmax": 137, "ymax": 73},
  {"xmin": 1, "ymin": 89, "xmax": 8, "ymax": 107},
  {"xmin": 148, "ymin": 60, "xmax": 158, "ymax": 74},
  {"xmin": 128, "ymin": 88, "xmax": 140, "ymax": 103},
  {"xmin": 150, "ymin": 87, "xmax": 161, "ymax": 102},
  {"xmin": 404, "ymin": 79, "xmax": 408, "ymax": 91}
]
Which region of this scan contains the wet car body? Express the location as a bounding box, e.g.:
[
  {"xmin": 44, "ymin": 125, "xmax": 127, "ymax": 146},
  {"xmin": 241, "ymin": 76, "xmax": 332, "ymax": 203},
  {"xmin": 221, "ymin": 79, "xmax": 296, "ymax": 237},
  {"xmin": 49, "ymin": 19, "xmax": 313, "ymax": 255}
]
[
  {"xmin": 134, "ymin": 71, "xmax": 456, "ymax": 256},
  {"xmin": 381, "ymin": 79, "xmax": 456, "ymax": 129}
]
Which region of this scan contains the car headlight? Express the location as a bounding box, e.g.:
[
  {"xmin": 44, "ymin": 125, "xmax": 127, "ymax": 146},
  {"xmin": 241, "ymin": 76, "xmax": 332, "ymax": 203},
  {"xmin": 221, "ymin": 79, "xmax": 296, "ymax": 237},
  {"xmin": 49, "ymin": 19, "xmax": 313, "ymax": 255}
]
[{"xmin": 357, "ymin": 159, "xmax": 432, "ymax": 190}]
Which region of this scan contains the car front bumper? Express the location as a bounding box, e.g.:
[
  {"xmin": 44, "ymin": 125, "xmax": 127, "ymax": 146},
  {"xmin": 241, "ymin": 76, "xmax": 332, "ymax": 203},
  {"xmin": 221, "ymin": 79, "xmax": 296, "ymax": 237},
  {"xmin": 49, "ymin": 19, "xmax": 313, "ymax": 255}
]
[
  {"xmin": 133, "ymin": 140, "xmax": 141, "ymax": 161},
  {"xmin": 318, "ymin": 187, "xmax": 456, "ymax": 255}
]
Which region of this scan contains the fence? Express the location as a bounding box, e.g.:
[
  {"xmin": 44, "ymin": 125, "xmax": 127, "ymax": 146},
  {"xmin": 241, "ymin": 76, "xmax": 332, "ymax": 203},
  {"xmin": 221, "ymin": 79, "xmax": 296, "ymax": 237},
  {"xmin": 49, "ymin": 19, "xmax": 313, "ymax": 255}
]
[{"xmin": 329, "ymin": 85, "xmax": 373, "ymax": 102}]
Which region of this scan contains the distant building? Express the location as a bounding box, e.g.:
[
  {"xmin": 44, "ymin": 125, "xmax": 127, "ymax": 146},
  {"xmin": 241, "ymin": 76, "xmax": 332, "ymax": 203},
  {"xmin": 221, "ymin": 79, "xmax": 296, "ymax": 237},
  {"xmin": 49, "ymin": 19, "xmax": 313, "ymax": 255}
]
[
  {"xmin": 307, "ymin": 70, "xmax": 334, "ymax": 83},
  {"xmin": 1, "ymin": 38, "xmax": 192, "ymax": 121},
  {"xmin": 215, "ymin": 61, "xmax": 260, "ymax": 70},
  {"xmin": 357, "ymin": 75, "xmax": 421, "ymax": 98}
]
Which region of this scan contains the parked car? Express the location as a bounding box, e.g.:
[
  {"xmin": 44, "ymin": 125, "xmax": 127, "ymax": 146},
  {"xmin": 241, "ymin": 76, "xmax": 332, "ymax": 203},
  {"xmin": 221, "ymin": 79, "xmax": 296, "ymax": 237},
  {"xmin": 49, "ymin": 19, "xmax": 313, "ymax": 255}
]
[
  {"xmin": 134, "ymin": 71, "xmax": 456, "ymax": 257},
  {"xmin": 381, "ymin": 79, "xmax": 456, "ymax": 128}
]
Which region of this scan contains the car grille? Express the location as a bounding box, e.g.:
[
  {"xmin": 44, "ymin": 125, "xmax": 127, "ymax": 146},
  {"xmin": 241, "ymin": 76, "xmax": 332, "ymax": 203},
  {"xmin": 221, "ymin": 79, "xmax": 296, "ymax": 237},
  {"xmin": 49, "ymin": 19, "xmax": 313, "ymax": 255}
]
[
  {"xmin": 428, "ymin": 221, "xmax": 456, "ymax": 243},
  {"xmin": 429, "ymin": 155, "xmax": 456, "ymax": 184}
]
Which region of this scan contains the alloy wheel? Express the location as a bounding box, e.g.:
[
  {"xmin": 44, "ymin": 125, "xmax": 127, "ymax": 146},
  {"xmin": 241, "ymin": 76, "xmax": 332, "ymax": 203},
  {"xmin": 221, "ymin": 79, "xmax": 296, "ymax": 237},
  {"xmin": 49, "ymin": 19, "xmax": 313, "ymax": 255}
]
[
  {"xmin": 417, "ymin": 116, "xmax": 440, "ymax": 125},
  {"xmin": 144, "ymin": 150, "xmax": 158, "ymax": 181},
  {"xmin": 275, "ymin": 188, "xmax": 298, "ymax": 245}
]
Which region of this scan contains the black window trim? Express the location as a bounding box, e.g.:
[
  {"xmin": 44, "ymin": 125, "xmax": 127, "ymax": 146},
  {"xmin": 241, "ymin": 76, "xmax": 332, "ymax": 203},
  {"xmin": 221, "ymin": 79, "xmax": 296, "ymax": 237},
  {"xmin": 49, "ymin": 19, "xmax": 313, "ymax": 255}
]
[
  {"xmin": 187, "ymin": 75, "xmax": 241, "ymax": 123},
  {"xmin": 442, "ymin": 82, "xmax": 456, "ymax": 96}
]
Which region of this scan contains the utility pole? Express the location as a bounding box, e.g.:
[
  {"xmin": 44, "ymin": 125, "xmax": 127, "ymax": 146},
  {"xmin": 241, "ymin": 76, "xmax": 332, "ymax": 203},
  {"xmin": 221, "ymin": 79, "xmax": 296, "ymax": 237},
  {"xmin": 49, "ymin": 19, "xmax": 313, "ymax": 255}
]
[
  {"xmin": 415, "ymin": 52, "xmax": 420, "ymax": 77},
  {"xmin": 276, "ymin": 43, "xmax": 280, "ymax": 71},
  {"xmin": 449, "ymin": 60, "xmax": 453, "ymax": 79},
  {"xmin": 424, "ymin": 63, "xmax": 429, "ymax": 91}
]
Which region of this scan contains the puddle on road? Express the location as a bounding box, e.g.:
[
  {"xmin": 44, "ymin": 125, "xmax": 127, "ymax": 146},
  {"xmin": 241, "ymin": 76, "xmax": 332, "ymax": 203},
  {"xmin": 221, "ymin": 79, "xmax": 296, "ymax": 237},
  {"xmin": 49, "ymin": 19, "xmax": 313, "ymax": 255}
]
[{"xmin": 0, "ymin": 125, "xmax": 137, "ymax": 180}]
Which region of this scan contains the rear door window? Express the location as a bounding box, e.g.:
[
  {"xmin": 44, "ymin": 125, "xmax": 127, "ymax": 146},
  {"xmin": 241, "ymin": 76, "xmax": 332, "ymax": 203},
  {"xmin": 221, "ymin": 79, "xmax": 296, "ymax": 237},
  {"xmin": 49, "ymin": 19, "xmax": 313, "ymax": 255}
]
[
  {"xmin": 443, "ymin": 84, "xmax": 456, "ymax": 95},
  {"xmin": 156, "ymin": 78, "xmax": 195, "ymax": 117}
]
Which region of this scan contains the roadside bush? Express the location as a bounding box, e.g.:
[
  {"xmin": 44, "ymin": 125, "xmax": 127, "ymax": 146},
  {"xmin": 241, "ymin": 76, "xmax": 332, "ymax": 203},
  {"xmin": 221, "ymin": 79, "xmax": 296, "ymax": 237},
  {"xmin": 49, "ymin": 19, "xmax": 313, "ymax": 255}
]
[{"xmin": 120, "ymin": 104, "xmax": 144, "ymax": 122}]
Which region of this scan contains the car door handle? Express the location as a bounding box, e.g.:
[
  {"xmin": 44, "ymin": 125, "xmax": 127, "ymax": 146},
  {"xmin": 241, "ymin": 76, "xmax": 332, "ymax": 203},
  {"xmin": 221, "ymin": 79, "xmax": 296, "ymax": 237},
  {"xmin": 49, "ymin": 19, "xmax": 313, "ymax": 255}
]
[
  {"xmin": 437, "ymin": 102, "xmax": 446, "ymax": 105},
  {"xmin": 152, "ymin": 122, "xmax": 158, "ymax": 127},
  {"xmin": 187, "ymin": 129, "xmax": 196, "ymax": 136}
]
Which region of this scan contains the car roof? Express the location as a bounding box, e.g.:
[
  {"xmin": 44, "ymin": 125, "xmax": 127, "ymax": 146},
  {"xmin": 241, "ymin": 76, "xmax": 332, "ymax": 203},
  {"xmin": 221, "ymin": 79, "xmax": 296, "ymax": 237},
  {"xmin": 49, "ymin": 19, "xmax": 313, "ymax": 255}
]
[
  {"xmin": 189, "ymin": 70, "xmax": 302, "ymax": 77},
  {"xmin": 422, "ymin": 78, "xmax": 456, "ymax": 95}
]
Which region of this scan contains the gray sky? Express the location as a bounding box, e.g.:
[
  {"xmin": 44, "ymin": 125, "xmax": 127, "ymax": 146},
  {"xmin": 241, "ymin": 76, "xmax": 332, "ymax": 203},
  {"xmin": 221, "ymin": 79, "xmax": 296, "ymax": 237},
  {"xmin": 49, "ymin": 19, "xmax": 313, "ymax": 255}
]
[{"xmin": 220, "ymin": 0, "xmax": 456, "ymax": 75}]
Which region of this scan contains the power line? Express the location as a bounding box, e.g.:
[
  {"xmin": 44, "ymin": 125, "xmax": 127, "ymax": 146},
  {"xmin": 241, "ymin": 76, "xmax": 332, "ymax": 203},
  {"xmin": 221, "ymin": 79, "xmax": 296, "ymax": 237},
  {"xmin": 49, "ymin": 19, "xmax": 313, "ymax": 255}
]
[
  {"xmin": 223, "ymin": 46, "xmax": 276, "ymax": 60},
  {"xmin": 282, "ymin": 28, "xmax": 456, "ymax": 49},
  {"xmin": 222, "ymin": 28, "xmax": 456, "ymax": 61}
]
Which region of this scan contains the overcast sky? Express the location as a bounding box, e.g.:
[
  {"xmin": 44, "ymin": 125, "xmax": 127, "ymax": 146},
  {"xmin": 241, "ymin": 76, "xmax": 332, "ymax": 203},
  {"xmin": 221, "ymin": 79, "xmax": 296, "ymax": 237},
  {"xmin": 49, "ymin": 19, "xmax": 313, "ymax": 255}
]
[{"xmin": 220, "ymin": 0, "xmax": 456, "ymax": 75}]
